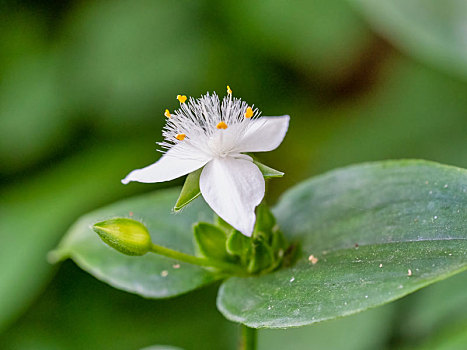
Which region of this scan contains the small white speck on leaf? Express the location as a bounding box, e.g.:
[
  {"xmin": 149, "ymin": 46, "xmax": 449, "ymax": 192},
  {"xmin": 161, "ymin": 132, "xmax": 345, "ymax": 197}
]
[
  {"xmin": 379, "ymin": 264, "xmax": 383, "ymax": 268},
  {"xmin": 161, "ymin": 270, "xmax": 169, "ymax": 277},
  {"xmin": 365, "ymin": 295, "xmax": 368, "ymax": 299},
  {"xmin": 408, "ymin": 269, "xmax": 412, "ymax": 276},
  {"xmin": 290, "ymin": 277, "xmax": 295, "ymax": 283},
  {"xmin": 444, "ymin": 184, "xmax": 448, "ymax": 188},
  {"xmin": 172, "ymin": 264, "xmax": 181, "ymax": 269}
]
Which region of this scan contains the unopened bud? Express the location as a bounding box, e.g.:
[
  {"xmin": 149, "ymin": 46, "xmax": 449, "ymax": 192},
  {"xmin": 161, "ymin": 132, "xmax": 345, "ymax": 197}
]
[{"xmin": 93, "ymin": 218, "xmax": 152, "ymax": 256}]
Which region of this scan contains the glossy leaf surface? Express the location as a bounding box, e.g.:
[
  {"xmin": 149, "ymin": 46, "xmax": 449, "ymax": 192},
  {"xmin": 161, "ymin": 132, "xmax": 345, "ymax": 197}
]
[
  {"xmin": 52, "ymin": 189, "xmax": 218, "ymax": 298},
  {"xmin": 218, "ymin": 160, "xmax": 467, "ymax": 328}
]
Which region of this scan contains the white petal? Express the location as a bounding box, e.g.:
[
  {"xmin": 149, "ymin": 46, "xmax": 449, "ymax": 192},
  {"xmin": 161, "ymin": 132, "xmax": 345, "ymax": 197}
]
[
  {"xmin": 121, "ymin": 144, "xmax": 209, "ymax": 184},
  {"xmin": 200, "ymin": 157, "xmax": 265, "ymax": 236},
  {"xmin": 235, "ymin": 115, "xmax": 290, "ymax": 153}
]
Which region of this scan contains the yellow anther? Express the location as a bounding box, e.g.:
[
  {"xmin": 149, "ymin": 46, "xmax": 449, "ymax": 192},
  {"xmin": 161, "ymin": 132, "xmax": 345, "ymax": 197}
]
[
  {"xmin": 227, "ymin": 85, "xmax": 232, "ymax": 95},
  {"xmin": 245, "ymin": 107, "xmax": 254, "ymax": 119},
  {"xmin": 216, "ymin": 121, "xmax": 228, "ymax": 129},
  {"xmin": 177, "ymin": 95, "xmax": 187, "ymax": 103},
  {"xmin": 175, "ymin": 133, "xmax": 186, "ymax": 141},
  {"xmin": 164, "ymin": 109, "xmax": 171, "ymax": 118}
]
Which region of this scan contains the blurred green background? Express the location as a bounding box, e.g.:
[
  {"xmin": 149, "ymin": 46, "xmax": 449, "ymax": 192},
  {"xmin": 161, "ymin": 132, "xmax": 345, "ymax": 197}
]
[{"xmin": 1, "ymin": 0, "xmax": 466, "ymax": 349}]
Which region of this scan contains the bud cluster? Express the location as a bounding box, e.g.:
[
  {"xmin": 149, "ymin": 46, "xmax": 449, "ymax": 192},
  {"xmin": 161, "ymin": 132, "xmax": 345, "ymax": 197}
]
[{"xmin": 194, "ymin": 204, "xmax": 294, "ymax": 275}]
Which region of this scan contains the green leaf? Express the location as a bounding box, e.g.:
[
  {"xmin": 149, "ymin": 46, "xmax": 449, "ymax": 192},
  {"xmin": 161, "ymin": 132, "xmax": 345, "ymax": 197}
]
[
  {"xmin": 224, "ymin": 0, "xmax": 371, "ymax": 82},
  {"xmin": 253, "ymin": 160, "xmax": 284, "ymax": 178},
  {"xmin": 0, "ymin": 263, "xmax": 237, "ymax": 350},
  {"xmin": 193, "ymin": 223, "xmax": 230, "ymax": 261},
  {"xmin": 52, "ymin": 188, "xmax": 218, "ymax": 299},
  {"xmin": 411, "ymin": 320, "xmax": 467, "ymax": 350},
  {"xmin": 350, "ymin": 0, "xmax": 467, "ymax": 81},
  {"xmin": 393, "ymin": 271, "xmax": 467, "ymax": 343},
  {"xmin": 217, "ymin": 160, "xmax": 467, "ymax": 328},
  {"xmin": 259, "ymin": 304, "xmax": 395, "ymax": 350},
  {"xmin": 174, "ymin": 168, "xmax": 202, "ymax": 212},
  {"xmin": 173, "ymin": 162, "xmax": 283, "ymax": 212}
]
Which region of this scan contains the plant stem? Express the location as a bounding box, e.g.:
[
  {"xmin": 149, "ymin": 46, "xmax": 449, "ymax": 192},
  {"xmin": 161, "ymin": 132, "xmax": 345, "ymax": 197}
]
[
  {"xmin": 150, "ymin": 243, "xmax": 244, "ymax": 274},
  {"xmin": 240, "ymin": 325, "xmax": 257, "ymax": 350}
]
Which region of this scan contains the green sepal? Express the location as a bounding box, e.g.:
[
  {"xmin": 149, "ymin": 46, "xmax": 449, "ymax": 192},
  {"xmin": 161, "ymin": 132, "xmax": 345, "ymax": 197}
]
[
  {"xmin": 226, "ymin": 229, "xmax": 251, "ymax": 258},
  {"xmin": 271, "ymin": 229, "xmax": 288, "ymax": 257},
  {"xmin": 253, "ymin": 160, "xmax": 284, "ymax": 178},
  {"xmin": 247, "ymin": 240, "xmax": 274, "ymax": 274},
  {"xmin": 193, "ymin": 222, "xmax": 231, "ymax": 261},
  {"xmin": 173, "ymin": 167, "xmax": 202, "ymax": 212},
  {"xmin": 269, "ymin": 229, "xmax": 290, "ymax": 270},
  {"xmin": 253, "ymin": 203, "xmax": 276, "ymax": 239},
  {"xmin": 93, "ymin": 218, "xmax": 152, "ymax": 256}
]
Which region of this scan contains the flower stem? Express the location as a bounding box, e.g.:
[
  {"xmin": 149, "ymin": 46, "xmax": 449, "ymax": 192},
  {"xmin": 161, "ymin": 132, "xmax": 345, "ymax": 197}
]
[
  {"xmin": 150, "ymin": 243, "xmax": 244, "ymax": 274},
  {"xmin": 240, "ymin": 325, "xmax": 257, "ymax": 350}
]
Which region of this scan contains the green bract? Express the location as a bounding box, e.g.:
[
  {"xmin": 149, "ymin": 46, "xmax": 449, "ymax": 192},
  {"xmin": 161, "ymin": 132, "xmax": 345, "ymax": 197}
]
[
  {"xmin": 193, "ymin": 208, "xmax": 289, "ymax": 275},
  {"xmin": 53, "ymin": 160, "xmax": 467, "ymax": 328},
  {"xmin": 174, "ymin": 168, "xmax": 202, "ymax": 212},
  {"xmin": 193, "ymin": 223, "xmax": 231, "ymax": 262}
]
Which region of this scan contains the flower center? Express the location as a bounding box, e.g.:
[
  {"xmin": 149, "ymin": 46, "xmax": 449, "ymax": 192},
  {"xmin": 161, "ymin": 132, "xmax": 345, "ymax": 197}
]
[{"xmin": 158, "ymin": 86, "xmax": 260, "ymax": 158}]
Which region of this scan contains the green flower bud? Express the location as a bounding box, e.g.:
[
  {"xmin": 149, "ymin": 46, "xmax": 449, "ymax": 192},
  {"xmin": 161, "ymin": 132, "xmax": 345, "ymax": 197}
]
[{"xmin": 93, "ymin": 218, "xmax": 152, "ymax": 256}]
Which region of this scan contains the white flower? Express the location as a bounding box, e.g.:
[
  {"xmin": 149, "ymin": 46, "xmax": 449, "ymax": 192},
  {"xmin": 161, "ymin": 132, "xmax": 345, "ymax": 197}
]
[{"xmin": 122, "ymin": 88, "xmax": 289, "ymax": 237}]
